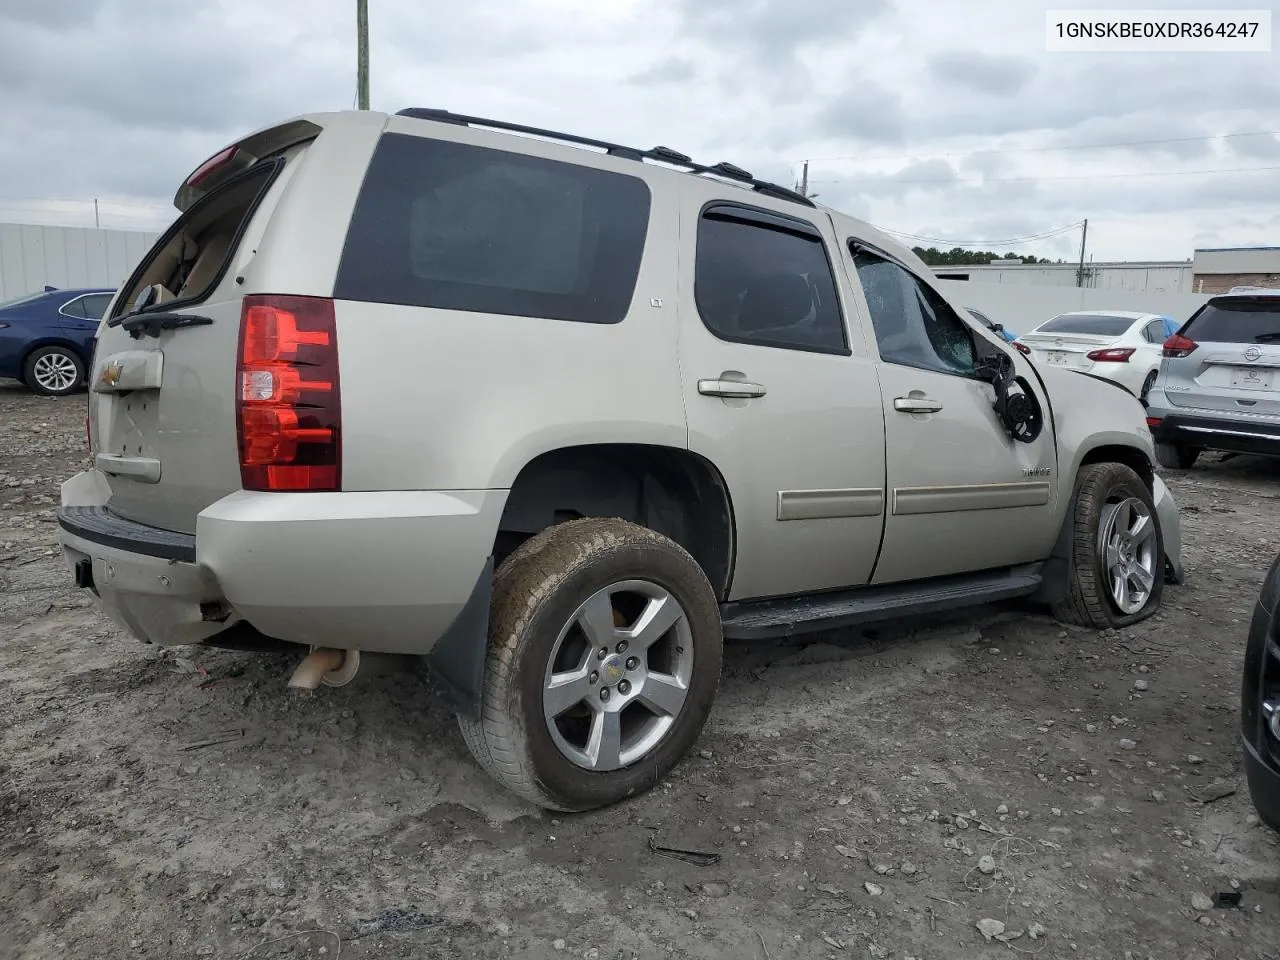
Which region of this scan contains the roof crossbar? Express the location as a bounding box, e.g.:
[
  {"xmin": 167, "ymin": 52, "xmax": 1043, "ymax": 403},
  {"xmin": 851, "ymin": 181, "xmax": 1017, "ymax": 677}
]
[{"xmin": 395, "ymin": 107, "xmax": 815, "ymax": 208}]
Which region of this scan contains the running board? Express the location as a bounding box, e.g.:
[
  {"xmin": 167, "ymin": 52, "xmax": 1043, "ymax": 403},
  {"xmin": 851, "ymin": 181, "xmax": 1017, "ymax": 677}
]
[{"xmin": 719, "ymin": 568, "xmax": 1044, "ymax": 640}]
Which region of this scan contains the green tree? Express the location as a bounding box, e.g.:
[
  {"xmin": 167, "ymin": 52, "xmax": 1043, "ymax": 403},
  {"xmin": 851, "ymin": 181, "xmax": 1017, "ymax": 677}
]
[{"xmin": 911, "ymin": 245, "xmax": 1051, "ymax": 266}]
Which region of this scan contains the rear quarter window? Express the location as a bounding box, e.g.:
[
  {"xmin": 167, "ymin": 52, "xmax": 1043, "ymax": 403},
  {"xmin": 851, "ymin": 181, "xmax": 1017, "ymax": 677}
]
[{"xmin": 334, "ymin": 133, "xmax": 652, "ymax": 324}]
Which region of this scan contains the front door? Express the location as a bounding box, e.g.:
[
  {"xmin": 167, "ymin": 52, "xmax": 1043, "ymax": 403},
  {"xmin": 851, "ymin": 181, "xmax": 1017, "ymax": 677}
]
[
  {"xmin": 845, "ymin": 245, "xmax": 1058, "ymax": 585},
  {"xmin": 677, "ymin": 195, "xmax": 887, "ymax": 601}
]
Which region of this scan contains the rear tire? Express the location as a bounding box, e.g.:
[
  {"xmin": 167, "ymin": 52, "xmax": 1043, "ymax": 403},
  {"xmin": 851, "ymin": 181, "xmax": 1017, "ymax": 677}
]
[
  {"xmin": 457, "ymin": 517, "xmax": 723, "ymax": 811},
  {"xmin": 23, "ymin": 346, "xmax": 84, "ymax": 397},
  {"xmin": 1052, "ymin": 463, "xmax": 1164, "ymax": 629},
  {"xmin": 1155, "ymin": 442, "xmax": 1200, "ymax": 470}
]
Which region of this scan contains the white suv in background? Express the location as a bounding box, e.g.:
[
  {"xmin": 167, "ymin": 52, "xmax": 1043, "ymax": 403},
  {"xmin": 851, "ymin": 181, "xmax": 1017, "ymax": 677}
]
[{"xmin": 57, "ymin": 108, "xmax": 1183, "ymax": 811}]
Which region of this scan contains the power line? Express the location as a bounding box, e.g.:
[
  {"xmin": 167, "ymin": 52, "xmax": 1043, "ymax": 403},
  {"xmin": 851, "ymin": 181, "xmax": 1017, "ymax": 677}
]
[
  {"xmin": 798, "ymin": 130, "xmax": 1280, "ymax": 165},
  {"xmin": 871, "ymin": 219, "xmax": 1085, "ymax": 247},
  {"xmin": 812, "ymin": 163, "xmax": 1280, "ymax": 185}
]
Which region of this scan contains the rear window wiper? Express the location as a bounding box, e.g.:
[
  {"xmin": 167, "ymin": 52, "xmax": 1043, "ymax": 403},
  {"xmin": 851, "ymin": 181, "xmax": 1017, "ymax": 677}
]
[{"xmin": 120, "ymin": 312, "xmax": 214, "ymax": 339}]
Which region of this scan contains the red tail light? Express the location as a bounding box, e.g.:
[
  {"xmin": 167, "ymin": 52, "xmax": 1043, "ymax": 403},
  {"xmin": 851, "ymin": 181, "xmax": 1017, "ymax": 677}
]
[
  {"xmin": 186, "ymin": 145, "xmax": 239, "ymax": 188},
  {"xmin": 1086, "ymin": 347, "xmax": 1135, "ymax": 363},
  {"xmin": 1163, "ymin": 333, "xmax": 1197, "ymax": 358},
  {"xmin": 1146, "ymin": 417, "xmax": 1162, "ymax": 428},
  {"xmin": 236, "ymin": 295, "xmax": 341, "ymax": 492},
  {"xmin": 1013, "ymin": 340, "xmax": 1031, "ymax": 356}
]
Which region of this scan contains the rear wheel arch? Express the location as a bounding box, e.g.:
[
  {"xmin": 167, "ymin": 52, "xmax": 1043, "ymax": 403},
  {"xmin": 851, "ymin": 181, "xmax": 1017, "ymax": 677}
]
[{"xmin": 494, "ymin": 444, "xmax": 736, "ymax": 600}]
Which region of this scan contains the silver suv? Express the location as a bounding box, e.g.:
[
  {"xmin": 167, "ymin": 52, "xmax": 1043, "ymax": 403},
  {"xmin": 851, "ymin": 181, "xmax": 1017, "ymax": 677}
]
[
  {"xmin": 57, "ymin": 108, "xmax": 1184, "ymax": 811},
  {"xmin": 1147, "ymin": 288, "xmax": 1280, "ymax": 469}
]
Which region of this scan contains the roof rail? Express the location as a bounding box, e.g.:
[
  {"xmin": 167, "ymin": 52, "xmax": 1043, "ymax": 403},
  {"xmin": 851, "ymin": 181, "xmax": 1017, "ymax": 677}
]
[{"xmin": 395, "ymin": 107, "xmax": 815, "ymax": 208}]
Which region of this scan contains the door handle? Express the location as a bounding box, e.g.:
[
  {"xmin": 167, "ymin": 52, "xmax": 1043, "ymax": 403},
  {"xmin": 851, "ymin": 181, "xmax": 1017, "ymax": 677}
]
[
  {"xmin": 893, "ymin": 396, "xmax": 943, "ymax": 413},
  {"xmin": 698, "ymin": 379, "xmax": 767, "ymax": 399}
]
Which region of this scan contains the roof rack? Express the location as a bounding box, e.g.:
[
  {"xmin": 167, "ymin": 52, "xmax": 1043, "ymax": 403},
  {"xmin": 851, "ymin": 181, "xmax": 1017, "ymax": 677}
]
[{"xmin": 395, "ymin": 107, "xmax": 815, "ymax": 208}]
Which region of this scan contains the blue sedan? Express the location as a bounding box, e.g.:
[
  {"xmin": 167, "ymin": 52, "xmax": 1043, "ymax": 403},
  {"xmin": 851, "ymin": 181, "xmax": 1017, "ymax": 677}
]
[{"xmin": 0, "ymin": 286, "xmax": 116, "ymax": 396}]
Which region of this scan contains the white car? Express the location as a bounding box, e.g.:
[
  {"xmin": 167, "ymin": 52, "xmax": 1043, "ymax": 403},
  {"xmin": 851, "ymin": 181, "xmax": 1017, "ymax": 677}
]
[{"xmin": 1016, "ymin": 311, "xmax": 1179, "ymax": 401}]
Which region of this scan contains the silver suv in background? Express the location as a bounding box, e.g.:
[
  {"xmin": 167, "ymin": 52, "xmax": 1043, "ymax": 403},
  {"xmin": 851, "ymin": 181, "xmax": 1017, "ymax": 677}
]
[
  {"xmin": 1147, "ymin": 289, "xmax": 1280, "ymax": 469},
  {"xmin": 57, "ymin": 108, "xmax": 1183, "ymax": 811}
]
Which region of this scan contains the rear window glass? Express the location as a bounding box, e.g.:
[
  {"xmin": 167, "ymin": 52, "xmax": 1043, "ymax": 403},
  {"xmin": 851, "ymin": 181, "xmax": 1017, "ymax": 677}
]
[
  {"xmin": 334, "ymin": 134, "xmax": 652, "ymax": 324},
  {"xmin": 1036, "ymin": 314, "xmax": 1133, "ymax": 336},
  {"xmin": 1184, "ymin": 299, "xmax": 1280, "ymax": 343}
]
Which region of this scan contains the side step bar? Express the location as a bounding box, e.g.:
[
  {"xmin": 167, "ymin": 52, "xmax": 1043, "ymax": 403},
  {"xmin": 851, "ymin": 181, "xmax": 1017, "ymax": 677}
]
[{"xmin": 719, "ymin": 567, "xmax": 1044, "ymax": 640}]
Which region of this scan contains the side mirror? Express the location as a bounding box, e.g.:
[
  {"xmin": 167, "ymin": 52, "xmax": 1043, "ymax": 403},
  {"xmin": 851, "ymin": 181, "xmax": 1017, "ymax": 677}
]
[{"xmin": 974, "ymin": 350, "xmax": 1015, "ymax": 385}]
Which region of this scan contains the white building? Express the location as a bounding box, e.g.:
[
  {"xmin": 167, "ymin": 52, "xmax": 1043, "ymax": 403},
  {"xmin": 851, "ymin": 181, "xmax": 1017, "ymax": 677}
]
[
  {"xmin": 0, "ymin": 222, "xmax": 160, "ymax": 300},
  {"xmin": 932, "ymin": 260, "xmax": 1193, "ymax": 293}
]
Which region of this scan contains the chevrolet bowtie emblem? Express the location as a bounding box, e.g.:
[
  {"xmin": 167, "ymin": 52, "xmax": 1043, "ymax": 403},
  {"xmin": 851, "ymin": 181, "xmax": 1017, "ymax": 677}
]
[{"xmin": 99, "ymin": 361, "xmax": 123, "ymax": 387}]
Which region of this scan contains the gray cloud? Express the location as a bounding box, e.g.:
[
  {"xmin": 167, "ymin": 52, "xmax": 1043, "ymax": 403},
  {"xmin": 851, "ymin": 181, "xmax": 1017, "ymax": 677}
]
[
  {"xmin": 629, "ymin": 57, "xmax": 697, "ymax": 85},
  {"xmin": 927, "ymin": 51, "xmax": 1037, "ymax": 96},
  {"xmin": 1226, "ymin": 132, "xmax": 1280, "ymax": 159},
  {"xmin": 815, "ymin": 82, "xmax": 907, "ymax": 145}
]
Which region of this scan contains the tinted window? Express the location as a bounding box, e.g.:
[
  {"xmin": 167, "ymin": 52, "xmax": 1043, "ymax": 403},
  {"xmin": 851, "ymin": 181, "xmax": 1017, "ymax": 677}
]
[
  {"xmin": 694, "ymin": 208, "xmax": 847, "ymax": 353},
  {"xmin": 1143, "ymin": 320, "xmax": 1166, "ymax": 343},
  {"xmin": 79, "ymin": 294, "xmax": 112, "ymax": 319},
  {"xmin": 1036, "ymin": 314, "xmax": 1133, "ymax": 337},
  {"xmin": 853, "ymin": 249, "xmax": 975, "ymax": 376},
  {"xmin": 60, "ymin": 297, "xmax": 88, "ymax": 318},
  {"xmin": 334, "ymin": 134, "xmax": 652, "ymax": 324},
  {"xmin": 1184, "ymin": 299, "xmax": 1280, "ymax": 343}
]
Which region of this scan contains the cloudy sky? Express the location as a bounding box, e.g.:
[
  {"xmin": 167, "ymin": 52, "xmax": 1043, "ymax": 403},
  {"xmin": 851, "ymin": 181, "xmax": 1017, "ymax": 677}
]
[{"xmin": 0, "ymin": 0, "xmax": 1276, "ymax": 261}]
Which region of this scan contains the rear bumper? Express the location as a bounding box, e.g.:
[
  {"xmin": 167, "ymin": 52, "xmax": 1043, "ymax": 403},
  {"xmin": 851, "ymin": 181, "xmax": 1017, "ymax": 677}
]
[
  {"xmin": 56, "ymin": 469, "xmax": 507, "ymax": 659},
  {"xmin": 1149, "ymin": 412, "xmax": 1280, "ymax": 458}
]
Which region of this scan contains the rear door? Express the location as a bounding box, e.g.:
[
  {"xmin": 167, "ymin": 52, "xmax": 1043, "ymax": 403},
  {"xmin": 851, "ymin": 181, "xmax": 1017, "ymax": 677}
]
[
  {"xmin": 677, "ymin": 194, "xmax": 887, "ymax": 601},
  {"xmin": 90, "ymin": 127, "xmax": 321, "ymax": 533},
  {"xmin": 1163, "ymin": 296, "xmax": 1280, "ymax": 418}
]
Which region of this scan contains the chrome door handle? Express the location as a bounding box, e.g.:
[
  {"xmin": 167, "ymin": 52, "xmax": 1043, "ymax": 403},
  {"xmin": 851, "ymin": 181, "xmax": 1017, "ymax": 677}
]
[
  {"xmin": 698, "ymin": 379, "xmax": 767, "ymax": 399},
  {"xmin": 893, "ymin": 396, "xmax": 943, "ymax": 413}
]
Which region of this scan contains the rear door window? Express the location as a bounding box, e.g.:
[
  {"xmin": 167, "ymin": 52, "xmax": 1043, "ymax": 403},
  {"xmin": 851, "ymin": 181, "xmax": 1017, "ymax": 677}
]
[
  {"xmin": 694, "ymin": 205, "xmax": 848, "ymax": 354},
  {"xmin": 334, "ymin": 134, "xmax": 652, "ymax": 324},
  {"xmin": 1183, "ymin": 299, "xmax": 1280, "ymax": 343}
]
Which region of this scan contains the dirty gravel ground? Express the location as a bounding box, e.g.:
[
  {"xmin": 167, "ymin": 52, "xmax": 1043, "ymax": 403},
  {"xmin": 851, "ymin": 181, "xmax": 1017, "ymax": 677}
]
[{"xmin": 3, "ymin": 381, "xmax": 1279, "ymax": 960}]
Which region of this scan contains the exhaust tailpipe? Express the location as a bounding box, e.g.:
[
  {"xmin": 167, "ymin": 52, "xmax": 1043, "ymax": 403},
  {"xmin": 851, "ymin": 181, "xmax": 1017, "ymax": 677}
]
[{"xmin": 288, "ymin": 647, "xmax": 360, "ymax": 690}]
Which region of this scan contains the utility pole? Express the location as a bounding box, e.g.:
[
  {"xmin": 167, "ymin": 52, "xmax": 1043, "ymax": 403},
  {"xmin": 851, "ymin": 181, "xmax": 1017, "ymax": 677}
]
[
  {"xmin": 93, "ymin": 198, "xmax": 100, "ymax": 230},
  {"xmin": 799, "ymin": 161, "xmax": 809, "ymax": 198},
  {"xmin": 356, "ymin": 0, "xmax": 370, "ymax": 110},
  {"xmin": 1076, "ymin": 218, "xmax": 1088, "ymax": 287}
]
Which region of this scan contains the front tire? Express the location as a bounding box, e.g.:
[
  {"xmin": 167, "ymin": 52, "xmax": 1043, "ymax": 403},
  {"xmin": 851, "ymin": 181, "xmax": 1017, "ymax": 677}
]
[
  {"xmin": 1155, "ymin": 441, "xmax": 1200, "ymax": 470},
  {"xmin": 24, "ymin": 346, "xmax": 85, "ymax": 396},
  {"xmin": 458, "ymin": 518, "xmax": 723, "ymax": 811},
  {"xmin": 1052, "ymin": 463, "xmax": 1164, "ymax": 629}
]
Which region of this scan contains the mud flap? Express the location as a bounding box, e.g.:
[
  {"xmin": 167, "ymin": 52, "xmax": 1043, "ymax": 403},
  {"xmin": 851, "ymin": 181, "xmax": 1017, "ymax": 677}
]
[{"xmin": 423, "ymin": 556, "xmax": 494, "ymax": 719}]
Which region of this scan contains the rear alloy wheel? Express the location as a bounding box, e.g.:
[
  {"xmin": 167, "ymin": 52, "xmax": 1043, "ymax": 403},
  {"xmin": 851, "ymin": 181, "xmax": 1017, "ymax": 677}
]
[
  {"xmin": 1155, "ymin": 441, "xmax": 1200, "ymax": 470},
  {"xmin": 1052, "ymin": 462, "xmax": 1164, "ymax": 629},
  {"xmin": 24, "ymin": 346, "xmax": 85, "ymax": 396},
  {"xmin": 458, "ymin": 517, "xmax": 723, "ymax": 811}
]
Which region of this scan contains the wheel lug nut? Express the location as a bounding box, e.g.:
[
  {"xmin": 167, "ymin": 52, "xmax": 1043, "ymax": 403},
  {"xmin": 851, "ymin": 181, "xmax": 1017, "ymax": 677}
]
[
  {"xmin": 616, "ymin": 640, "xmax": 629, "ymax": 654},
  {"xmin": 626, "ymin": 657, "xmax": 639, "ymax": 671},
  {"xmin": 617, "ymin": 680, "xmax": 631, "ymax": 695},
  {"xmin": 590, "ymin": 671, "xmax": 599, "ymax": 684},
  {"xmin": 599, "ymin": 688, "xmax": 610, "ymax": 702},
  {"xmin": 597, "ymin": 647, "xmax": 608, "ymax": 660}
]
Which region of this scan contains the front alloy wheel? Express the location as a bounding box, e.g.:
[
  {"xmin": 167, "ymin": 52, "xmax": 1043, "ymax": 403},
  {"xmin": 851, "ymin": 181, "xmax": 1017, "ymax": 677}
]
[{"xmin": 1052, "ymin": 462, "xmax": 1165, "ymax": 628}]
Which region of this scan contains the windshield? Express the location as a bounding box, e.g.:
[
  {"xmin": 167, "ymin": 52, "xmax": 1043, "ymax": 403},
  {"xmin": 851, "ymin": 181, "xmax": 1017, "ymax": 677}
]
[
  {"xmin": 0, "ymin": 291, "xmax": 48, "ymax": 311},
  {"xmin": 1184, "ymin": 298, "xmax": 1280, "ymax": 343},
  {"xmin": 1035, "ymin": 314, "xmax": 1134, "ymax": 336}
]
